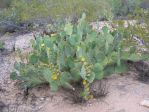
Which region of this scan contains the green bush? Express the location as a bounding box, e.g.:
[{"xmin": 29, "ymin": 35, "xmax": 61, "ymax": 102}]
[{"xmin": 10, "ymin": 14, "xmax": 149, "ymax": 101}]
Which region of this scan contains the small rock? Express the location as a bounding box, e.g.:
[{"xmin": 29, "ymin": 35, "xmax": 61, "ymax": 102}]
[
  {"xmin": 88, "ymin": 103, "xmax": 92, "ymax": 106},
  {"xmin": 40, "ymin": 97, "xmax": 45, "ymax": 101},
  {"xmin": 140, "ymin": 99, "xmax": 149, "ymax": 108}
]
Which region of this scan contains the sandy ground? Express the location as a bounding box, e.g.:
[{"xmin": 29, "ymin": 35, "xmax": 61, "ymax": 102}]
[{"xmin": 40, "ymin": 74, "xmax": 149, "ymax": 112}]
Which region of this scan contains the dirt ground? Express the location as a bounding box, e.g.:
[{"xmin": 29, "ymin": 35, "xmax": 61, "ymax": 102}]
[{"xmin": 0, "ymin": 53, "xmax": 149, "ymax": 112}]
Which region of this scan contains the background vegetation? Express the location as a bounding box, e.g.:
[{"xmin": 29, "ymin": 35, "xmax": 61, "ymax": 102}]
[
  {"xmin": 1, "ymin": 0, "xmax": 147, "ymax": 23},
  {"xmin": 0, "ymin": 0, "xmax": 112, "ymax": 23}
]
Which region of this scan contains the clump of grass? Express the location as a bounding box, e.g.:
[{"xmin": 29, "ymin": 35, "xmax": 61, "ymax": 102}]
[{"xmin": 0, "ymin": 42, "xmax": 4, "ymax": 51}]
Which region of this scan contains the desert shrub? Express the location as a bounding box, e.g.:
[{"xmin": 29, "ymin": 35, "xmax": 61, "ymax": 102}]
[
  {"xmin": 108, "ymin": 0, "xmax": 142, "ymax": 18},
  {"xmin": 10, "ymin": 14, "xmax": 149, "ymax": 101},
  {"xmin": 130, "ymin": 9, "xmax": 149, "ymax": 49},
  {"xmin": 113, "ymin": 8, "xmax": 149, "ymax": 49}
]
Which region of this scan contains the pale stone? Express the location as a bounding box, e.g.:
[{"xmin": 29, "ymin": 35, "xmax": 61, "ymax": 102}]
[
  {"xmin": 15, "ymin": 33, "xmax": 34, "ymax": 51},
  {"xmin": 140, "ymin": 99, "xmax": 149, "ymax": 108}
]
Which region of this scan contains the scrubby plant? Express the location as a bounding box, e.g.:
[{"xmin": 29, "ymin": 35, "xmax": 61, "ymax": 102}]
[
  {"xmin": 108, "ymin": 0, "xmax": 141, "ymax": 18},
  {"xmin": 130, "ymin": 9, "xmax": 149, "ymax": 49},
  {"xmin": 10, "ymin": 14, "xmax": 149, "ymax": 101}
]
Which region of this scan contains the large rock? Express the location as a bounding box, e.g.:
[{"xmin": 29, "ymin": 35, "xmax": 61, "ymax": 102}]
[
  {"xmin": 140, "ymin": 99, "xmax": 149, "ymax": 108},
  {"xmin": 0, "ymin": 32, "xmax": 34, "ymax": 55},
  {"xmin": 0, "ymin": 21, "xmax": 21, "ymax": 33},
  {"xmin": 15, "ymin": 33, "xmax": 34, "ymax": 51}
]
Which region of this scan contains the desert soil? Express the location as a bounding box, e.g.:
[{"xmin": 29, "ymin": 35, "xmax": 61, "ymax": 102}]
[{"xmin": 0, "ymin": 33, "xmax": 149, "ymax": 112}]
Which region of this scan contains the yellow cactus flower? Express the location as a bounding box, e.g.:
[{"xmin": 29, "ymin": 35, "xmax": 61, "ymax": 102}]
[
  {"xmin": 83, "ymin": 80, "xmax": 87, "ymax": 85},
  {"xmin": 51, "ymin": 33, "xmax": 57, "ymax": 37},
  {"xmin": 86, "ymin": 87, "xmax": 90, "ymax": 92},
  {"xmin": 81, "ymin": 57, "xmax": 85, "ymax": 62},
  {"xmin": 41, "ymin": 43, "xmax": 45, "ymax": 47},
  {"xmin": 51, "ymin": 74, "xmax": 58, "ymax": 80}
]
